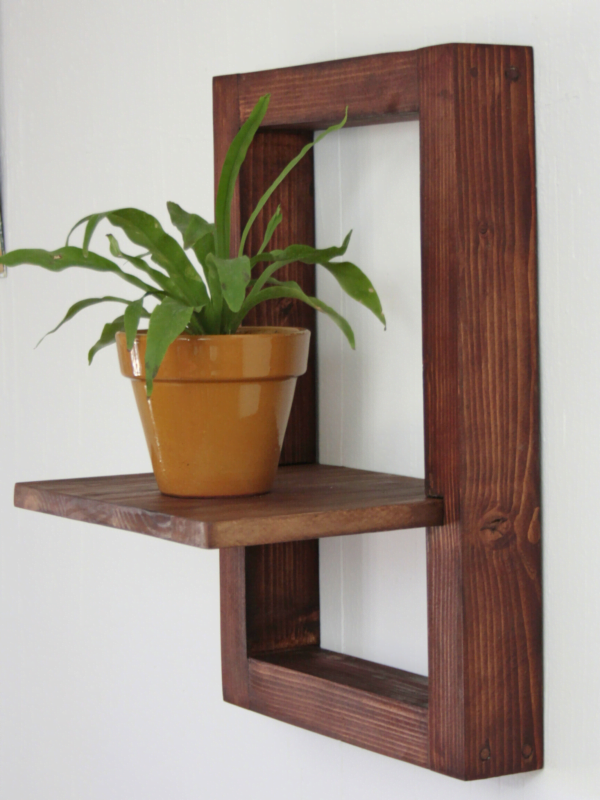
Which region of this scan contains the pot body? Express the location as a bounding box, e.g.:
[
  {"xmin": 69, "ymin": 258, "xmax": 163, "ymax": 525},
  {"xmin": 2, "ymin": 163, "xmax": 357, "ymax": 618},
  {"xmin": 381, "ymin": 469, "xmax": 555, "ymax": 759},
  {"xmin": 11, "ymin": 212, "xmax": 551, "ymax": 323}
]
[{"xmin": 116, "ymin": 327, "xmax": 310, "ymax": 497}]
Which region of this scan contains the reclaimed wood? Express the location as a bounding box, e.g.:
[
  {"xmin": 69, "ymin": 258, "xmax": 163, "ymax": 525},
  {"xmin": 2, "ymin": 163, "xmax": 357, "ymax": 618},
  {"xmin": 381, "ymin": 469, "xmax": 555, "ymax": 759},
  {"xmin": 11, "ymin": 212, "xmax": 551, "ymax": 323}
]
[
  {"xmin": 249, "ymin": 648, "xmax": 428, "ymax": 767},
  {"xmin": 14, "ymin": 466, "xmax": 442, "ymax": 548},
  {"xmin": 421, "ymin": 44, "xmax": 541, "ymax": 779}
]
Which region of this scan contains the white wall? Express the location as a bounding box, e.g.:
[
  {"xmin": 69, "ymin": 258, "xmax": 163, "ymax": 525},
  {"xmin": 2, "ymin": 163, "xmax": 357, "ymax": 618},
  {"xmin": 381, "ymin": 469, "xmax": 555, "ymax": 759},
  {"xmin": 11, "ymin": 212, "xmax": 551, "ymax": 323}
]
[{"xmin": 0, "ymin": 1, "xmax": 598, "ymax": 798}]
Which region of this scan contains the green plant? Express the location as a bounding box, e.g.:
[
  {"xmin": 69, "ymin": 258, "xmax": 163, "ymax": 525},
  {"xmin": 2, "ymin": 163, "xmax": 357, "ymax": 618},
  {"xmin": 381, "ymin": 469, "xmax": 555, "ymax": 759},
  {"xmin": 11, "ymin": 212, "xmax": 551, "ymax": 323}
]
[{"xmin": 0, "ymin": 95, "xmax": 385, "ymax": 394}]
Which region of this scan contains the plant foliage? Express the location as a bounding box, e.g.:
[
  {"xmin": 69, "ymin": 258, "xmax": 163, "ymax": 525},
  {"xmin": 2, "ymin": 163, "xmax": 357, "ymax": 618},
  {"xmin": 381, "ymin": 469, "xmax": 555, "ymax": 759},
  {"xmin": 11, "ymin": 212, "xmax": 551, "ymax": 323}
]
[{"xmin": 0, "ymin": 96, "xmax": 385, "ymax": 395}]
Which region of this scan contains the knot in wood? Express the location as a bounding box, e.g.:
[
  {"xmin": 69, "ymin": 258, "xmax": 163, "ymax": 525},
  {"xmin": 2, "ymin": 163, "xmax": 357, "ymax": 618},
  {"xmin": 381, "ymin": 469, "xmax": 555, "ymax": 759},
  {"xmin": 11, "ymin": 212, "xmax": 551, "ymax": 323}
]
[
  {"xmin": 480, "ymin": 745, "xmax": 491, "ymax": 761},
  {"xmin": 505, "ymin": 65, "xmax": 520, "ymax": 82},
  {"xmin": 479, "ymin": 510, "xmax": 514, "ymax": 548}
]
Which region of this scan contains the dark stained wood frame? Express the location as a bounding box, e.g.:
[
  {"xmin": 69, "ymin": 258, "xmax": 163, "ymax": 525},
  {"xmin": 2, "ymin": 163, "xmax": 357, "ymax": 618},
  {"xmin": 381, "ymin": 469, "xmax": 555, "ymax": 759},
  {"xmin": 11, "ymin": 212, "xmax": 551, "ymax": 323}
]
[{"xmin": 215, "ymin": 43, "xmax": 541, "ymax": 780}]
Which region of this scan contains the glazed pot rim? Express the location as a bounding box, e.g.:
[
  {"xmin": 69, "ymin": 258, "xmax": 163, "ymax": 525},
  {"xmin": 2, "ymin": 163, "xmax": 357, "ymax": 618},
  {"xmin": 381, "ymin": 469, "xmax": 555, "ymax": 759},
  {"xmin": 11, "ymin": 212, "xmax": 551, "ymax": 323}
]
[
  {"xmin": 116, "ymin": 326, "xmax": 311, "ymax": 382},
  {"xmin": 132, "ymin": 326, "xmax": 309, "ymax": 342}
]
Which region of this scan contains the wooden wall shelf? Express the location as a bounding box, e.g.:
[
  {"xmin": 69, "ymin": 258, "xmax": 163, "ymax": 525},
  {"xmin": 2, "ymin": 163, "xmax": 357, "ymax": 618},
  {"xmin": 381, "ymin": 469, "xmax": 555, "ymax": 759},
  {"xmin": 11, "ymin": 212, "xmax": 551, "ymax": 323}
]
[
  {"xmin": 14, "ymin": 42, "xmax": 541, "ymax": 783},
  {"xmin": 214, "ymin": 42, "xmax": 542, "ymax": 781},
  {"xmin": 14, "ymin": 466, "xmax": 443, "ymax": 548}
]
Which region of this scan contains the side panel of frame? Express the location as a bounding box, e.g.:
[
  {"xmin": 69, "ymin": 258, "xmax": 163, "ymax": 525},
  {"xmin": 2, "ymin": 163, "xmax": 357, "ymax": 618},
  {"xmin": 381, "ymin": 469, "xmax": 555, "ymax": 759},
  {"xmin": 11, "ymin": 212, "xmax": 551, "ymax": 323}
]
[
  {"xmin": 421, "ymin": 44, "xmax": 542, "ymax": 779},
  {"xmin": 214, "ymin": 78, "xmax": 320, "ymax": 707},
  {"xmin": 213, "ymin": 75, "xmax": 251, "ymax": 707},
  {"xmin": 216, "ymin": 44, "xmax": 541, "ymax": 780},
  {"xmin": 420, "ymin": 43, "xmax": 464, "ymax": 776}
]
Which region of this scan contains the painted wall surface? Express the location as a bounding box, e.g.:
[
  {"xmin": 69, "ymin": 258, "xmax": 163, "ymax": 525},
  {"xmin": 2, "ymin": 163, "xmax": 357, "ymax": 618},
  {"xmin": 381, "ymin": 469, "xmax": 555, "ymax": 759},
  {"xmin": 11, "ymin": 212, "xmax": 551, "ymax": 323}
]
[{"xmin": 0, "ymin": 0, "xmax": 598, "ymax": 797}]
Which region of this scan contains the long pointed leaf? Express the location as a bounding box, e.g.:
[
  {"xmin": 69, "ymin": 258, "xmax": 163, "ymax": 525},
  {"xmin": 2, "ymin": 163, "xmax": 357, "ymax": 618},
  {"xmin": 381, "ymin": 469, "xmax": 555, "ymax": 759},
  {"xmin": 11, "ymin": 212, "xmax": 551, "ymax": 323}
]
[
  {"xmin": 172, "ymin": 218, "xmax": 220, "ymax": 329},
  {"xmin": 88, "ymin": 315, "xmax": 125, "ymax": 364},
  {"xmin": 66, "ymin": 213, "xmax": 95, "ymax": 246},
  {"xmin": 252, "ymin": 233, "xmax": 385, "ymax": 326},
  {"xmin": 238, "ymin": 109, "xmax": 348, "ymax": 257},
  {"xmin": 107, "ymin": 233, "xmax": 184, "ymax": 300},
  {"xmin": 124, "ymin": 297, "xmax": 148, "ymax": 350},
  {"xmin": 257, "ymin": 206, "xmax": 283, "ymax": 256},
  {"xmin": 165, "ymin": 201, "xmax": 221, "ymax": 331},
  {"xmin": 215, "ymin": 94, "xmax": 270, "ymax": 258},
  {"xmin": 106, "ymin": 208, "xmax": 209, "ymax": 307},
  {"xmin": 235, "ymin": 281, "xmax": 355, "ymax": 347},
  {"xmin": 191, "ymin": 236, "xmax": 221, "ymax": 332},
  {"xmin": 239, "ymin": 259, "xmax": 283, "ymax": 315},
  {"xmin": 145, "ymin": 297, "xmax": 194, "ymax": 395},
  {"xmin": 253, "ymin": 231, "xmax": 352, "ymax": 267},
  {"xmin": 167, "ymin": 201, "xmax": 214, "ymax": 249},
  {"xmin": 0, "ymin": 247, "xmax": 158, "ymax": 294},
  {"xmin": 207, "ymin": 254, "xmax": 251, "ymax": 313},
  {"xmin": 83, "ymin": 213, "xmax": 108, "ymax": 254},
  {"xmin": 36, "ymin": 295, "xmax": 132, "ymax": 347},
  {"xmin": 320, "ymin": 260, "xmax": 386, "ymax": 326}
]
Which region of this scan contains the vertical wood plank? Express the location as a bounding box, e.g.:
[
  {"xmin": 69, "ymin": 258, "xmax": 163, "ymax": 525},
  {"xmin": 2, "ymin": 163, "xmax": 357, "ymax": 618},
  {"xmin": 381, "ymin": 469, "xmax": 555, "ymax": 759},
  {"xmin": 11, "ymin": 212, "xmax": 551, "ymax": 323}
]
[
  {"xmin": 419, "ymin": 43, "xmax": 465, "ymax": 778},
  {"xmin": 219, "ymin": 546, "xmax": 250, "ymax": 706},
  {"xmin": 421, "ymin": 44, "xmax": 542, "ymax": 779},
  {"xmin": 213, "ymin": 75, "xmax": 251, "ymax": 705},
  {"xmin": 240, "ymin": 130, "xmax": 317, "ymax": 465},
  {"xmin": 246, "ymin": 541, "xmax": 320, "ymax": 655},
  {"xmin": 213, "ymin": 75, "xmax": 241, "ymax": 254},
  {"xmin": 214, "ymin": 79, "xmax": 320, "ymax": 707},
  {"xmin": 240, "ymin": 130, "xmax": 320, "ymax": 664}
]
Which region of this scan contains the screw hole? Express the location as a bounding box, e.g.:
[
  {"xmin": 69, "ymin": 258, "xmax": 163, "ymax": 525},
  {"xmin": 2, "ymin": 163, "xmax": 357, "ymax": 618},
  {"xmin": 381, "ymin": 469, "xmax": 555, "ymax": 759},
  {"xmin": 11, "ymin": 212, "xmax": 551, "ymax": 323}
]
[{"xmin": 522, "ymin": 744, "xmax": 534, "ymax": 759}]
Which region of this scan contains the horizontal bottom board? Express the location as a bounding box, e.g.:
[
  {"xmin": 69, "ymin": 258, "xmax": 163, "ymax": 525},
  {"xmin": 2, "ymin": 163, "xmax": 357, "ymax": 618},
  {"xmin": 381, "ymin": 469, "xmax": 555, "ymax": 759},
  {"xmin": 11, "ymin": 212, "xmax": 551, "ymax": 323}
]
[{"xmin": 248, "ymin": 647, "xmax": 429, "ymax": 766}]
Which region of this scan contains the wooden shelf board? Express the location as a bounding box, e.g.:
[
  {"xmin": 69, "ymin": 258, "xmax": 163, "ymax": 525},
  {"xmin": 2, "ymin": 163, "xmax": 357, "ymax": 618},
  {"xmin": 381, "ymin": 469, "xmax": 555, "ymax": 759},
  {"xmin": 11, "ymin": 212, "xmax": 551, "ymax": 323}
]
[
  {"xmin": 14, "ymin": 464, "xmax": 444, "ymax": 550},
  {"xmin": 249, "ymin": 647, "xmax": 429, "ymax": 766}
]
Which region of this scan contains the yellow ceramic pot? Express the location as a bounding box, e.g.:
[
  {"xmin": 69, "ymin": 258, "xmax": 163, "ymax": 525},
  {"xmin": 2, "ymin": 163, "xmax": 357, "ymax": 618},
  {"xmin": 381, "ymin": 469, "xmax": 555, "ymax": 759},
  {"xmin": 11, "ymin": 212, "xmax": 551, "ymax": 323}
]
[{"xmin": 116, "ymin": 327, "xmax": 310, "ymax": 497}]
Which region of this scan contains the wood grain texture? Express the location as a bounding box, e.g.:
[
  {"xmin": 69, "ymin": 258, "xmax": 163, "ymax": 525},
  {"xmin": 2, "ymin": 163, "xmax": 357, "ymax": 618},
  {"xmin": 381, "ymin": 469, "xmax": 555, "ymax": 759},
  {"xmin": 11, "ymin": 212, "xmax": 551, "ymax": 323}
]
[
  {"xmin": 235, "ymin": 50, "xmax": 419, "ymax": 129},
  {"xmin": 240, "ymin": 130, "xmax": 317, "ymax": 465},
  {"xmin": 220, "ymin": 546, "xmax": 249, "ymax": 706},
  {"xmin": 213, "ymin": 74, "xmax": 260, "ymax": 708},
  {"xmin": 246, "ymin": 541, "xmax": 320, "ymax": 655},
  {"xmin": 421, "ymin": 44, "xmax": 542, "ymax": 779},
  {"xmin": 419, "ymin": 43, "xmax": 466, "ymax": 779},
  {"xmin": 255, "ymin": 647, "xmax": 428, "ymax": 705},
  {"xmin": 14, "ymin": 466, "xmax": 443, "ymax": 548},
  {"xmin": 213, "ymin": 74, "xmax": 240, "ymax": 256},
  {"xmin": 249, "ymin": 648, "xmax": 428, "ymax": 767}
]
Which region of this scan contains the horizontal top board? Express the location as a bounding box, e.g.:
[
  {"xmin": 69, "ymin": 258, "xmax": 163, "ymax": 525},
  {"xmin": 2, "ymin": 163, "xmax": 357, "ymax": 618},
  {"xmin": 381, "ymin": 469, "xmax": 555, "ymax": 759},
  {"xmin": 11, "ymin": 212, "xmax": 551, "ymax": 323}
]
[{"xmin": 217, "ymin": 49, "xmax": 420, "ymax": 130}]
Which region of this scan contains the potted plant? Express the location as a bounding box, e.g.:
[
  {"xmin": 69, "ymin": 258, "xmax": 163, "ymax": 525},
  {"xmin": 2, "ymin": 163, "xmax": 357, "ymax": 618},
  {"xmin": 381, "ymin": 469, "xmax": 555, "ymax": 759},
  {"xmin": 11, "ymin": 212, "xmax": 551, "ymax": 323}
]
[{"xmin": 0, "ymin": 95, "xmax": 385, "ymax": 497}]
